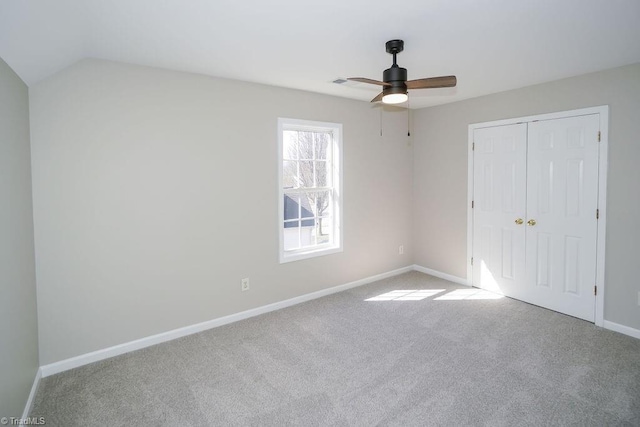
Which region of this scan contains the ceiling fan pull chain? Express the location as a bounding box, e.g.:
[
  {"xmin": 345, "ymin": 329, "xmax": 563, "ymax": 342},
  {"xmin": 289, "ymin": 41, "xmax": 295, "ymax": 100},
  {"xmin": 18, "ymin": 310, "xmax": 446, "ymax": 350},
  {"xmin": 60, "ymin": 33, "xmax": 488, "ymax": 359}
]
[
  {"xmin": 407, "ymin": 97, "xmax": 411, "ymax": 137},
  {"xmin": 380, "ymin": 107, "xmax": 383, "ymax": 137}
]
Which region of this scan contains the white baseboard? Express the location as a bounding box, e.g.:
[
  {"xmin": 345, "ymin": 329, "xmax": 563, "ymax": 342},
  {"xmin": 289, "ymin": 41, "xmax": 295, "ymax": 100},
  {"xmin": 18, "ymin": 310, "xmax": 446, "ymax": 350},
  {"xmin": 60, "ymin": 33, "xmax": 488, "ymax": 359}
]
[
  {"xmin": 20, "ymin": 367, "xmax": 42, "ymax": 423},
  {"xmin": 32, "ymin": 264, "xmax": 640, "ymax": 380},
  {"xmin": 40, "ymin": 265, "xmax": 414, "ymax": 377},
  {"xmin": 603, "ymin": 320, "xmax": 640, "ymax": 340},
  {"xmin": 412, "ymin": 264, "xmax": 469, "ymax": 286},
  {"xmin": 412, "ymin": 266, "xmax": 640, "ymax": 341}
]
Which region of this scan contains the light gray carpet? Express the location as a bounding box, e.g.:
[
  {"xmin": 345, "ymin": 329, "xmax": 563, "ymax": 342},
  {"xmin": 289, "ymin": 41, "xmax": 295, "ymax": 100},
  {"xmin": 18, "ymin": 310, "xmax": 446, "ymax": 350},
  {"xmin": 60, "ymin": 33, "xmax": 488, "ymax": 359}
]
[{"xmin": 31, "ymin": 272, "xmax": 640, "ymax": 426}]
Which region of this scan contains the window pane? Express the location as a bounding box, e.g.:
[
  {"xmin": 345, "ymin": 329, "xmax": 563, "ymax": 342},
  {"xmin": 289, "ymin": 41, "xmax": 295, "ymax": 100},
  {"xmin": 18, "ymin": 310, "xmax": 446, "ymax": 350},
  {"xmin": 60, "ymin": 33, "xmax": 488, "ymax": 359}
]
[
  {"xmin": 300, "ymin": 193, "xmax": 315, "ymax": 219},
  {"xmin": 314, "ymin": 134, "xmax": 329, "ymax": 160},
  {"xmin": 283, "ymin": 161, "xmax": 298, "ymax": 188},
  {"xmin": 315, "ymin": 161, "xmax": 328, "ymax": 187},
  {"xmin": 283, "ymin": 220, "xmax": 300, "ymax": 251},
  {"xmin": 284, "ymin": 195, "xmax": 301, "ymax": 221},
  {"xmin": 300, "ymin": 220, "xmax": 316, "ymax": 248},
  {"xmin": 298, "ymin": 132, "xmax": 314, "ymax": 160},
  {"xmin": 315, "ymin": 217, "xmax": 333, "ymax": 245},
  {"xmin": 283, "ymin": 131, "xmax": 298, "ymax": 160},
  {"xmin": 298, "ymin": 161, "xmax": 314, "ymax": 187},
  {"xmin": 314, "ymin": 190, "xmax": 332, "ymax": 218}
]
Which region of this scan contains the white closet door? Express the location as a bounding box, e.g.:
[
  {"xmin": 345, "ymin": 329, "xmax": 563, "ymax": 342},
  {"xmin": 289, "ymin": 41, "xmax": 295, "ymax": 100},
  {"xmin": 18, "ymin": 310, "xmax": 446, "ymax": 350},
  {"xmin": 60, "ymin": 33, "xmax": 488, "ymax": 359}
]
[
  {"xmin": 472, "ymin": 123, "xmax": 528, "ymax": 298},
  {"xmin": 525, "ymin": 114, "xmax": 600, "ymax": 321}
]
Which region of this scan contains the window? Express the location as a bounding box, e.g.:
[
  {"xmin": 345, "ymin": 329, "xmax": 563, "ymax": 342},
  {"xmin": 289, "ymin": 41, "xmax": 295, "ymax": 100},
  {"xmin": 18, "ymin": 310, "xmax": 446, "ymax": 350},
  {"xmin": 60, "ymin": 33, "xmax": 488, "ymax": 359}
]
[{"xmin": 278, "ymin": 118, "xmax": 342, "ymax": 263}]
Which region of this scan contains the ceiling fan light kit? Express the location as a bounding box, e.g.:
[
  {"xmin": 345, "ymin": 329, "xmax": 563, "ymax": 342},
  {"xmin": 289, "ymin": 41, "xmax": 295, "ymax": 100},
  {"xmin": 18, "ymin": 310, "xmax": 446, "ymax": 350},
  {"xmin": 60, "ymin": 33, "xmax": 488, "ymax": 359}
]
[
  {"xmin": 347, "ymin": 39, "xmax": 457, "ymax": 105},
  {"xmin": 382, "ymin": 90, "xmax": 408, "ymax": 105}
]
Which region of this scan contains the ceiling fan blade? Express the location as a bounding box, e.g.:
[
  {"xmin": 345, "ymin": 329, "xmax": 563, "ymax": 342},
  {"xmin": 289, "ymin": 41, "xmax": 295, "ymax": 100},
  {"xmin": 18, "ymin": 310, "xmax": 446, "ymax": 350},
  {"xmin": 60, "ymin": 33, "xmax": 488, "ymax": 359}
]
[
  {"xmin": 371, "ymin": 92, "xmax": 384, "ymax": 103},
  {"xmin": 406, "ymin": 75, "xmax": 457, "ymax": 89},
  {"xmin": 348, "ymin": 77, "xmax": 391, "ymax": 87}
]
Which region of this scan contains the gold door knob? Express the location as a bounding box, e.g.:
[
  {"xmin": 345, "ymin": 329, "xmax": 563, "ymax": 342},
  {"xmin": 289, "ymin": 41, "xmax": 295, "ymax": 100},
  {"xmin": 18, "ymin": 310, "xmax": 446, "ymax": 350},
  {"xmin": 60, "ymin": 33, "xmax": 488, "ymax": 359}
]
[
  {"xmin": 515, "ymin": 218, "xmax": 524, "ymax": 225},
  {"xmin": 527, "ymin": 219, "xmax": 537, "ymax": 226}
]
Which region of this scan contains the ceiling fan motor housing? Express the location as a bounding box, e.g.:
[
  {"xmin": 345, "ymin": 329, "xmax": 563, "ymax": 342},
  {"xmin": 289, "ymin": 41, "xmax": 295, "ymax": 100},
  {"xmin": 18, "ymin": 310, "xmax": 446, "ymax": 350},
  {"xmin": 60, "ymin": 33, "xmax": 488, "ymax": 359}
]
[
  {"xmin": 383, "ymin": 66, "xmax": 408, "ymax": 96},
  {"xmin": 383, "ymin": 66, "xmax": 407, "ymax": 84}
]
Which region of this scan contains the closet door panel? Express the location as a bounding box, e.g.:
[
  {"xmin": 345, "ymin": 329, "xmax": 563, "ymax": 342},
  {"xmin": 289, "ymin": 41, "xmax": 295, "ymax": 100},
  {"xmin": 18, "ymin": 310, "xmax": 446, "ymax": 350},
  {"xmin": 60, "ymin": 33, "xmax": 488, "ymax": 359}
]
[
  {"xmin": 525, "ymin": 114, "xmax": 600, "ymax": 321},
  {"xmin": 472, "ymin": 124, "xmax": 527, "ymax": 297}
]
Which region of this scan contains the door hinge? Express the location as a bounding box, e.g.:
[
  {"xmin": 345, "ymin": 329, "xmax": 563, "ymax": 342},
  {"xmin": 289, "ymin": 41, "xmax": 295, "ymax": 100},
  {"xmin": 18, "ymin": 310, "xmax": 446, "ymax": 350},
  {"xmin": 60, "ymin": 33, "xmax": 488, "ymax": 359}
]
[
  {"xmin": 594, "ymin": 285, "xmax": 597, "ymax": 296},
  {"xmin": 472, "ymin": 200, "xmax": 475, "ymax": 209},
  {"xmin": 596, "ymin": 209, "xmax": 599, "ymax": 219},
  {"xmin": 472, "ymin": 142, "xmax": 475, "ymax": 151},
  {"xmin": 471, "ymin": 257, "xmax": 474, "ymax": 266},
  {"xmin": 597, "ymin": 131, "xmax": 601, "ymax": 142}
]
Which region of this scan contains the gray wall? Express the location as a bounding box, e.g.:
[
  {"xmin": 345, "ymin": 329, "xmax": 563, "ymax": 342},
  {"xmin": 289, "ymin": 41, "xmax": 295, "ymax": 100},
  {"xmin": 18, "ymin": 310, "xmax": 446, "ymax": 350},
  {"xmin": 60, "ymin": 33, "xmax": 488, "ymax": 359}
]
[
  {"xmin": 0, "ymin": 58, "xmax": 39, "ymax": 417},
  {"xmin": 413, "ymin": 62, "xmax": 640, "ymax": 330},
  {"xmin": 29, "ymin": 59, "xmax": 414, "ymax": 365},
  {"xmin": 26, "ymin": 57, "xmax": 639, "ymax": 366}
]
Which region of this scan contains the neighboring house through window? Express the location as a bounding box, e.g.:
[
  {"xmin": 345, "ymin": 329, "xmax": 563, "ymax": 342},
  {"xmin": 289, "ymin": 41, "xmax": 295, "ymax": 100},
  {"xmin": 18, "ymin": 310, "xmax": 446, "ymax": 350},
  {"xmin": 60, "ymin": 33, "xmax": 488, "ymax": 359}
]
[{"xmin": 278, "ymin": 118, "xmax": 343, "ymax": 263}]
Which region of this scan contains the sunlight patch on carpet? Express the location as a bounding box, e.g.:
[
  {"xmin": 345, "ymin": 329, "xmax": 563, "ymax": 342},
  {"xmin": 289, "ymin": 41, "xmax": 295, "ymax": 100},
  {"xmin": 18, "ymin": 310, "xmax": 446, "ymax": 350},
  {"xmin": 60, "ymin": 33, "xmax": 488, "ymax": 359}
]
[
  {"xmin": 365, "ymin": 289, "xmax": 446, "ymax": 301},
  {"xmin": 434, "ymin": 288, "xmax": 504, "ymax": 300}
]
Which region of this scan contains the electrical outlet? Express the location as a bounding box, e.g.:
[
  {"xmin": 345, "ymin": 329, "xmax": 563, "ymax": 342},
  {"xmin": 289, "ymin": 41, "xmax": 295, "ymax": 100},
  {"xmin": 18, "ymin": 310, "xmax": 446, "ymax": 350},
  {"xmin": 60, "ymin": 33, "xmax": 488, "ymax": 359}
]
[
  {"xmin": 241, "ymin": 278, "xmax": 250, "ymax": 292},
  {"xmin": 399, "ymin": 245, "xmax": 404, "ymax": 255}
]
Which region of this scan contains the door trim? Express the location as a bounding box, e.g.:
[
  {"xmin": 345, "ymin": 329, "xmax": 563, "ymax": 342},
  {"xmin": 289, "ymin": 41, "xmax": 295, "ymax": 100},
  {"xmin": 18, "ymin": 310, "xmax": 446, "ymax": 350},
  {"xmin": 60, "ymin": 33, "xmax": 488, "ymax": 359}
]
[{"xmin": 467, "ymin": 106, "xmax": 609, "ymax": 326}]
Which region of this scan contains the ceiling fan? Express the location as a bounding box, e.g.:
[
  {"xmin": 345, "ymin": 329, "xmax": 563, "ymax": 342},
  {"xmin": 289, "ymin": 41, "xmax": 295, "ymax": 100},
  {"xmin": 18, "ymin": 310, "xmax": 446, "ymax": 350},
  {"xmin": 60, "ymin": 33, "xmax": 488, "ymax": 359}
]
[{"xmin": 348, "ymin": 40, "xmax": 457, "ymax": 104}]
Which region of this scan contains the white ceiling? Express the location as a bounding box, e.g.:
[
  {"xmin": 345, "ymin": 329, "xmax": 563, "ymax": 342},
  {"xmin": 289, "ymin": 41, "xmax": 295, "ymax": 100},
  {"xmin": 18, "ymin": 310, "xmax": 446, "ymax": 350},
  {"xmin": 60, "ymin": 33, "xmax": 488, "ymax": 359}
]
[{"xmin": 1, "ymin": 0, "xmax": 639, "ymax": 109}]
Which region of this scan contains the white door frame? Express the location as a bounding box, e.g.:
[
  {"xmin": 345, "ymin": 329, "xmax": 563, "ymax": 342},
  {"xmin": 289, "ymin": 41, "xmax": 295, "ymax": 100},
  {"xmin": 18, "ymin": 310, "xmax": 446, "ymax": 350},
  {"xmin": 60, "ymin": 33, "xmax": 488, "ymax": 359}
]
[{"xmin": 467, "ymin": 106, "xmax": 609, "ymax": 326}]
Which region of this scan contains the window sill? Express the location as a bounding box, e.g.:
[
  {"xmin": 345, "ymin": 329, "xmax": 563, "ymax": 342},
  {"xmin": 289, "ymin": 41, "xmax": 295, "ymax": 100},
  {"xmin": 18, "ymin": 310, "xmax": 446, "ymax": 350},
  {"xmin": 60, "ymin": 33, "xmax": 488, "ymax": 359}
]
[{"xmin": 279, "ymin": 245, "xmax": 343, "ymax": 264}]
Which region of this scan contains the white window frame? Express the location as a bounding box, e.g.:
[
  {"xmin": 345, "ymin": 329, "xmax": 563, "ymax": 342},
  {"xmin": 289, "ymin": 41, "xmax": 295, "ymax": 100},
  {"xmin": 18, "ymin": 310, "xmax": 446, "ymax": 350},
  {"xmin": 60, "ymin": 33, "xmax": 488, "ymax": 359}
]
[{"xmin": 278, "ymin": 118, "xmax": 343, "ymax": 263}]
